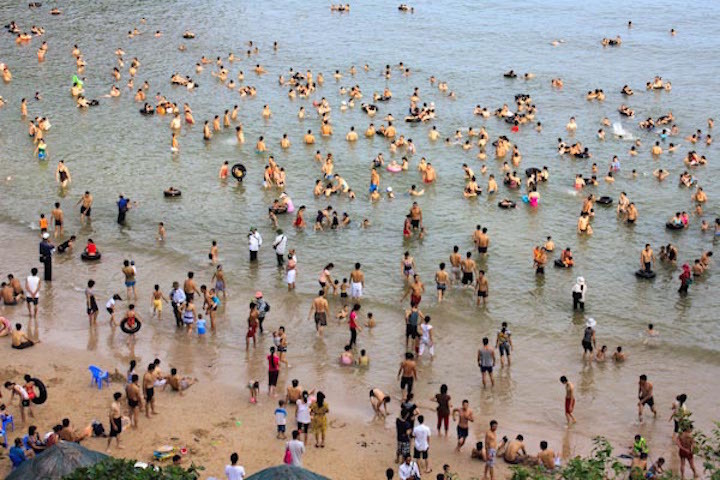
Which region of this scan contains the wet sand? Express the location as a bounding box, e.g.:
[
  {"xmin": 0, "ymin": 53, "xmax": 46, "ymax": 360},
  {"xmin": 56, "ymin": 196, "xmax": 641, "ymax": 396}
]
[{"xmin": 1, "ymin": 224, "xmax": 719, "ymax": 478}]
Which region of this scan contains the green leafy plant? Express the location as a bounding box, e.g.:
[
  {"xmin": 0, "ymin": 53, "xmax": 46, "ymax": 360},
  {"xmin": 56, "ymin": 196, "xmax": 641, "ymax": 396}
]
[{"xmin": 62, "ymin": 457, "xmax": 203, "ymax": 479}]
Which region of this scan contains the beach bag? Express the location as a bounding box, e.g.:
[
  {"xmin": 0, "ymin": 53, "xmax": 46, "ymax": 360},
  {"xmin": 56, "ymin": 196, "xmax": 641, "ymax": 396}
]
[{"xmin": 284, "ymin": 445, "xmax": 292, "ymax": 464}]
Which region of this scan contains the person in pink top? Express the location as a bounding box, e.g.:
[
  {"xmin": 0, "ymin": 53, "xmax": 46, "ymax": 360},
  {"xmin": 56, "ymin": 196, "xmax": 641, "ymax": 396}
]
[
  {"xmin": 348, "ymin": 304, "xmax": 363, "ymax": 348},
  {"xmin": 267, "ymin": 346, "xmax": 280, "ymax": 398}
]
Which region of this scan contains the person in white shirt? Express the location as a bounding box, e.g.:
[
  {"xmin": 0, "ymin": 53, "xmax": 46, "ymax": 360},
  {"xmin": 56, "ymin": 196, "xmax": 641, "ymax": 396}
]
[
  {"xmin": 225, "ymin": 452, "xmax": 245, "ymax": 480},
  {"xmin": 272, "ymin": 229, "xmax": 288, "ymax": 266},
  {"xmin": 398, "ymin": 455, "xmax": 421, "ymax": 480},
  {"xmin": 24, "ymin": 267, "xmax": 41, "ymax": 318},
  {"xmin": 248, "ymin": 227, "xmax": 262, "ymax": 262},
  {"xmin": 287, "ymin": 430, "xmax": 305, "ymax": 466},
  {"xmin": 412, "ymin": 415, "xmax": 432, "ymax": 474}
]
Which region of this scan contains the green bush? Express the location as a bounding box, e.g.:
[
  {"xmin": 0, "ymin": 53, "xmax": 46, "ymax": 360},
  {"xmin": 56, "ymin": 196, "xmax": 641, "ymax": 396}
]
[{"xmin": 62, "ymin": 457, "xmax": 203, "ymax": 480}]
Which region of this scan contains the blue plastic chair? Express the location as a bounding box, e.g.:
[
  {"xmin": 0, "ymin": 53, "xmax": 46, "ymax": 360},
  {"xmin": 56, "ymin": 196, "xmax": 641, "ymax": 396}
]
[
  {"xmin": 89, "ymin": 365, "xmax": 110, "ymax": 390},
  {"xmin": 1, "ymin": 413, "xmax": 14, "ymax": 432}
]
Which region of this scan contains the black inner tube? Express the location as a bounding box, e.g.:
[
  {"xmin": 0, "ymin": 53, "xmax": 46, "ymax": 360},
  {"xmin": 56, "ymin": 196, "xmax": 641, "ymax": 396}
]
[
  {"xmin": 31, "ymin": 378, "xmax": 47, "ymax": 405},
  {"xmin": 498, "ymin": 201, "xmax": 516, "ymax": 209},
  {"xmin": 554, "ymin": 259, "xmax": 570, "ymax": 268},
  {"xmin": 120, "ymin": 318, "xmax": 142, "ymax": 334},
  {"xmin": 635, "ymin": 270, "xmax": 656, "ymax": 279},
  {"xmin": 164, "ymin": 190, "xmax": 181, "ymax": 197},
  {"xmin": 81, "ymin": 251, "xmax": 101, "ymax": 261},
  {"xmin": 597, "ymin": 196, "xmax": 612, "ymax": 205},
  {"xmin": 231, "ymin": 163, "xmax": 247, "ymax": 181},
  {"xmin": 665, "ymin": 222, "xmax": 684, "ymax": 230}
]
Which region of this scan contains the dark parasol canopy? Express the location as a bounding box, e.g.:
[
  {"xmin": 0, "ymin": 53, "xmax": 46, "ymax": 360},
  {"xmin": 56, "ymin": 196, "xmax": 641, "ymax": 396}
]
[
  {"xmin": 6, "ymin": 441, "xmax": 108, "ymax": 480},
  {"xmin": 246, "ymin": 465, "xmax": 331, "ymax": 480}
]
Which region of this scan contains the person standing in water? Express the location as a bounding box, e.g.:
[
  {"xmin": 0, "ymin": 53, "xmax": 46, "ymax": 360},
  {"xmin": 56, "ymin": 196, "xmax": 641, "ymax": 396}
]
[
  {"xmin": 477, "ymin": 337, "xmax": 495, "ymax": 387},
  {"xmin": 560, "ymin": 376, "xmax": 576, "ymax": 424}
]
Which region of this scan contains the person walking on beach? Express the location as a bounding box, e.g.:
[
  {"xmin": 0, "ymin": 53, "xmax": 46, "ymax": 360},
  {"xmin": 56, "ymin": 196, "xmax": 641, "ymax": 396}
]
[
  {"xmin": 412, "ymin": 415, "xmax": 431, "ymax": 474},
  {"xmin": 225, "ymin": 452, "xmax": 246, "ymax": 480},
  {"xmin": 398, "ymin": 352, "xmax": 417, "ymax": 399},
  {"xmin": 432, "ymin": 384, "xmax": 452, "ymax": 437},
  {"xmin": 308, "ymin": 290, "xmax": 329, "ymax": 337},
  {"xmin": 561, "ymin": 376, "xmax": 576, "ymax": 424},
  {"xmin": 452, "ymin": 400, "xmax": 474, "ymax": 452},
  {"xmin": 638, "ymin": 374, "xmax": 657, "ymax": 421},
  {"xmin": 477, "ymin": 337, "xmax": 495, "ymax": 387},
  {"xmin": 483, "ymin": 420, "xmax": 503, "ymax": 480}
]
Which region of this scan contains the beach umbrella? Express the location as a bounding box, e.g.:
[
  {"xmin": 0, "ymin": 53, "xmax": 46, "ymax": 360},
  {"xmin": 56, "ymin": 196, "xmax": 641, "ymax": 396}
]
[
  {"xmin": 6, "ymin": 441, "xmax": 108, "ymax": 480},
  {"xmin": 246, "ymin": 465, "xmax": 331, "ymax": 480}
]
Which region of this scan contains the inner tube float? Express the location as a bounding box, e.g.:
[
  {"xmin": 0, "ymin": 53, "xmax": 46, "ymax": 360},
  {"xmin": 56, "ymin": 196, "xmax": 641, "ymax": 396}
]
[
  {"xmin": 30, "ymin": 378, "xmax": 47, "ymax": 405},
  {"xmin": 120, "ymin": 318, "xmax": 142, "ymax": 334},
  {"xmin": 164, "ymin": 189, "xmax": 182, "ymax": 197},
  {"xmin": 597, "ymin": 196, "xmax": 613, "ymax": 205},
  {"xmin": 376, "ymin": 96, "xmax": 391, "ymax": 102},
  {"xmin": 554, "ymin": 259, "xmax": 571, "ymax": 268},
  {"xmin": 635, "ymin": 270, "xmax": 656, "ymax": 279},
  {"xmin": 665, "ymin": 222, "xmax": 684, "ymax": 230},
  {"xmin": 231, "ymin": 163, "xmax": 247, "ymax": 182},
  {"xmin": 81, "ymin": 251, "xmax": 101, "ymax": 261},
  {"xmin": 404, "ymin": 116, "xmax": 422, "ymax": 123},
  {"xmin": 387, "ymin": 165, "xmax": 402, "ymax": 173},
  {"xmin": 498, "ymin": 200, "xmax": 516, "ymax": 209},
  {"xmin": 88, "ymin": 99, "xmax": 99, "ymax": 107},
  {"xmin": 525, "ymin": 168, "xmax": 541, "ymax": 177},
  {"xmin": 139, "ymin": 109, "xmax": 155, "ymax": 116}
]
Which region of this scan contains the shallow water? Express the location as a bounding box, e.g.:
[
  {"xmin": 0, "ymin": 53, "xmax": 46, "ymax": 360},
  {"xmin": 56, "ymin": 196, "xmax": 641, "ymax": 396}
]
[{"xmin": 1, "ymin": 0, "xmax": 719, "ymax": 468}]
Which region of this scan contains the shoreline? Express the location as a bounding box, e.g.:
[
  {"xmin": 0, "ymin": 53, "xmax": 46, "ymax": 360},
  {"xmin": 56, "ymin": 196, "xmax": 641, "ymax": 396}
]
[{"xmin": 1, "ymin": 223, "xmax": 717, "ymax": 479}]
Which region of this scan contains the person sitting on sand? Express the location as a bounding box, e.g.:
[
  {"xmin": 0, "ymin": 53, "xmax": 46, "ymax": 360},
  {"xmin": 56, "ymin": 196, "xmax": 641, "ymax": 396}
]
[
  {"xmin": 11, "ymin": 323, "xmax": 37, "ymax": 349},
  {"xmin": 163, "ymin": 368, "xmax": 197, "ymax": 395}
]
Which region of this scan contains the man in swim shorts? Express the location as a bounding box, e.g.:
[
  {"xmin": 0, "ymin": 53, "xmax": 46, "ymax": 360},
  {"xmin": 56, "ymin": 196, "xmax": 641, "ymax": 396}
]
[
  {"xmin": 308, "ymin": 290, "xmax": 329, "ymax": 336},
  {"xmin": 484, "ymin": 420, "xmax": 504, "ymax": 480},
  {"xmin": 77, "ymin": 190, "xmax": 92, "ymax": 224},
  {"xmin": 398, "ymin": 352, "xmax": 417, "ymax": 399},
  {"xmin": 143, "ymin": 364, "xmax": 157, "ymax": 418},
  {"xmin": 106, "ymin": 392, "xmax": 123, "ymax": 451},
  {"xmin": 461, "ymin": 252, "xmax": 476, "ymax": 288}
]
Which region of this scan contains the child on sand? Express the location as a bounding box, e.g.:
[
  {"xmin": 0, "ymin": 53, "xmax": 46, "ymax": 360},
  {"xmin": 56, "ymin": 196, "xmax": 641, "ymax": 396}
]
[{"xmin": 275, "ymin": 400, "xmax": 287, "ymax": 439}]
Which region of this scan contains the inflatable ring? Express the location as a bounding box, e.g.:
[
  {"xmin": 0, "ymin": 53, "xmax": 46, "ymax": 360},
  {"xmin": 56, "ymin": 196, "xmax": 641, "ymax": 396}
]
[
  {"xmin": 81, "ymin": 251, "xmax": 101, "ymax": 261},
  {"xmin": 31, "ymin": 378, "xmax": 47, "ymax": 405},
  {"xmin": 120, "ymin": 318, "xmax": 142, "ymax": 334},
  {"xmin": 164, "ymin": 189, "xmax": 182, "ymax": 197},
  {"xmin": 525, "ymin": 168, "xmax": 541, "ymax": 177},
  {"xmin": 554, "ymin": 259, "xmax": 571, "ymax": 268},
  {"xmin": 666, "ymin": 222, "xmax": 684, "ymax": 230},
  {"xmin": 597, "ymin": 196, "xmax": 613, "ymax": 205},
  {"xmin": 387, "ymin": 165, "xmax": 402, "ymax": 173},
  {"xmin": 231, "ymin": 163, "xmax": 247, "ymax": 182},
  {"xmin": 498, "ymin": 201, "xmax": 516, "ymax": 209},
  {"xmin": 635, "ymin": 270, "xmax": 656, "ymax": 279},
  {"xmin": 139, "ymin": 109, "xmax": 155, "ymax": 116},
  {"xmin": 404, "ymin": 116, "xmax": 422, "ymax": 123}
]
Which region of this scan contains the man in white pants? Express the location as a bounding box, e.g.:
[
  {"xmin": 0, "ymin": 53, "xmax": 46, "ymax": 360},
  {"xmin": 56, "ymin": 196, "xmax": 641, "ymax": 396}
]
[
  {"xmin": 349, "ymin": 262, "xmax": 364, "ymax": 299},
  {"xmin": 418, "ymin": 316, "xmax": 434, "ymax": 359}
]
